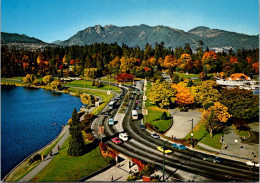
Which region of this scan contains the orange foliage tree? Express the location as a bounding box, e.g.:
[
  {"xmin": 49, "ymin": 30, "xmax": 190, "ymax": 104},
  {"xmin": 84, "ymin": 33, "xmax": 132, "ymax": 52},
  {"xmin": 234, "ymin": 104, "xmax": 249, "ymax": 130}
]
[
  {"xmin": 172, "ymin": 84, "xmax": 194, "ymax": 107},
  {"xmin": 132, "ymin": 157, "xmax": 146, "ymax": 171},
  {"xmin": 230, "ymin": 56, "xmax": 238, "ymax": 64},
  {"xmin": 252, "ymin": 62, "xmax": 259, "ymax": 74},
  {"xmin": 202, "ymin": 51, "xmax": 217, "ymax": 66}
]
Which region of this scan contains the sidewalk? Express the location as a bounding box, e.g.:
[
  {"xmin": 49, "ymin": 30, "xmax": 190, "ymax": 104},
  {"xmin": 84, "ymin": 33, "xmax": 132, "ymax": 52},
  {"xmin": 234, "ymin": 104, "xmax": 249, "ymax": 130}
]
[
  {"xmin": 19, "ymin": 126, "xmax": 70, "ymax": 182},
  {"xmin": 165, "ymin": 108, "xmax": 201, "ymax": 138}
]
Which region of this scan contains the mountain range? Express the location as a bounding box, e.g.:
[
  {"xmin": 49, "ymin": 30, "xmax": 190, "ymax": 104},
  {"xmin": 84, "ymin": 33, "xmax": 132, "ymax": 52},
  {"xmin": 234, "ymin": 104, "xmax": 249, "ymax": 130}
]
[{"xmin": 1, "ymin": 24, "xmax": 259, "ymax": 51}]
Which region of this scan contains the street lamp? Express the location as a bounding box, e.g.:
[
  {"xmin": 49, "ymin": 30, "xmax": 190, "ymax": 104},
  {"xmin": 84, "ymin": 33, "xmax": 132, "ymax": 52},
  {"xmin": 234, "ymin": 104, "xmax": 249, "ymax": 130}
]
[
  {"xmin": 162, "ymin": 140, "xmax": 168, "ymax": 182},
  {"xmin": 187, "ymin": 119, "xmax": 194, "ymax": 148},
  {"xmin": 252, "ymin": 152, "xmax": 256, "ymax": 181}
]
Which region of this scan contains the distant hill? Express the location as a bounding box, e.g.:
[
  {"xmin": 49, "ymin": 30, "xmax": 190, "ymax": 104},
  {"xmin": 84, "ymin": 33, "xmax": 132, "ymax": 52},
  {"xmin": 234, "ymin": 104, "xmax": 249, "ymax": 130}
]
[
  {"xmin": 1, "ymin": 32, "xmax": 57, "ymax": 50},
  {"xmin": 51, "ymin": 40, "xmax": 63, "ymax": 45},
  {"xmin": 59, "ymin": 24, "xmax": 259, "ymax": 52}
]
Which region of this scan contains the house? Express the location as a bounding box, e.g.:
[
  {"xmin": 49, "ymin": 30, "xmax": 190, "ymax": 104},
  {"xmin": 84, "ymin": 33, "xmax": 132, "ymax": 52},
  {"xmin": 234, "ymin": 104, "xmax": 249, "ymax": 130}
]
[{"xmin": 226, "ymin": 73, "xmax": 251, "ymax": 81}]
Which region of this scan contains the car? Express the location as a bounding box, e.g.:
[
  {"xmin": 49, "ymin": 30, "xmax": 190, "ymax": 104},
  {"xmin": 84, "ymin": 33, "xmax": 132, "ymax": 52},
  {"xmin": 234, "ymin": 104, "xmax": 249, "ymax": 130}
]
[
  {"xmin": 172, "ymin": 143, "xmax": 187, "ymax": 150},
  {"xmin": 202, "ymin": 155, "xmax": 222, "ymax": 163},
  {"xmin": 112, "ymin": 137, "xmax": 123, "ymax": 144},
  {"xmin": 246, "ymin": 161, "xmax": 259, "ymax": 167},
  {"xmin": 130, "ymin": 95, "xmax": 134, "ymax": 99},
  {"xmin": 140, "ymin": 124, "xmax": 146, "ymax": 130},
  {"xmin": 108, "ymin": 118, "xmax": 114, "ymax": 125},
  {"xmin": 119, "ymin": 133, "xmax": 129, "ymax": 141},
  {"xmin": 136, "ymin": 100, "xmax": 140, "ymax": 104},
  {"xmin": 104, "ymin": 112, "xmax": 110, "ymax": 117},
  {"xmin": 136, "ymin": 105, "xmax": 140, "ymax": 110},
  {"xmin": 151, "ymin": 133, "xmax": 160, "ymax": 139},
  {"xmin": 111, "ymin": 98, "xmax": 115, "ymax": 101},
  {"xmin": 116, "ymin": 97, "xmax": 121, "ymax": 100},
  {"xmin": 157, "ymin": 146, "xmax": 172, "ymax": 154}
]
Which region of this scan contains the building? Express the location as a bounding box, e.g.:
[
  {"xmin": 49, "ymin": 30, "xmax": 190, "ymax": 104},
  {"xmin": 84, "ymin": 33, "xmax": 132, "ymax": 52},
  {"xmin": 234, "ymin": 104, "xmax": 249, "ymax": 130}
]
[{"xmin": 216, "ymin": 73, "xmax": 259, "ymax": 90}]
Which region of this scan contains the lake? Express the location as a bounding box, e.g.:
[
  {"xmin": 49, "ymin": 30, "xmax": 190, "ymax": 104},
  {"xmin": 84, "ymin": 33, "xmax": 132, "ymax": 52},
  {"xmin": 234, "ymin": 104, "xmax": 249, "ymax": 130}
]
[{"xmin": 1, "ymin": 86, "xmax": 82, "ymax": 178}]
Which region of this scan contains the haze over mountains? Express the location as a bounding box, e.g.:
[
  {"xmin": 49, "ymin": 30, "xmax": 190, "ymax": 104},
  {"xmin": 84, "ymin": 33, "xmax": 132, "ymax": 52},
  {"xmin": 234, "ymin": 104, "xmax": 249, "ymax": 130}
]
[{"xmin": 2, "ymin": 24, "xmax": 259, "ymax": 51}]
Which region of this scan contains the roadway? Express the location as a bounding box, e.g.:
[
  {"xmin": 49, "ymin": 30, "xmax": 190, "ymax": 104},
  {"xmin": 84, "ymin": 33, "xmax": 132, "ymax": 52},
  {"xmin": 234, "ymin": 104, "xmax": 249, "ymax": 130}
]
[{"xmin": 92, "ymin": 81, "xmax": 259, "ymax": 182}]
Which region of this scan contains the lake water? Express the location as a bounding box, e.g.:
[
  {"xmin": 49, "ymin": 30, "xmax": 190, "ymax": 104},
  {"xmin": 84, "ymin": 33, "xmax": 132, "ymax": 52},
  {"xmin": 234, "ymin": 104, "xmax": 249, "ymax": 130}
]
[{"xmin": 1, "ymin": 86, "xmax": 82, "ymax": 178}]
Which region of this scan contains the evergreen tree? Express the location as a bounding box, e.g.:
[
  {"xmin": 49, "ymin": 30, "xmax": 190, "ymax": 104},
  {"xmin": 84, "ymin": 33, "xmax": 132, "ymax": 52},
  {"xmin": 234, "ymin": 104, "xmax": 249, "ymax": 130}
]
[
  {"xmin": 161, "ymin": 111, "xmax": 167, "ymax": 120},
  {"xmin": 67, "ymin": 108, "xmax": 85, "ymax": 156}
]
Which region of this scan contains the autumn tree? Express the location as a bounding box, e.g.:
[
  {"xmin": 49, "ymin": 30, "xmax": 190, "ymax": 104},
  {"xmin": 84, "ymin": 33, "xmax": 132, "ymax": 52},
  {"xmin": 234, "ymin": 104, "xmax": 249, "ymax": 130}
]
[
  {"xmin": 116, "ymin": 73, "xmax": 134, "ymax": 82},
  {"xmin": 67, "ymin": 108, "xmax": 85, "ymax": 156},
  {"xmin": 148, "ymin": 80, "xmax": 176, "ymax": 108},
  {"xmin": 172, "ymin": 84, "xmax": 194, "ymax": 107},
  {"xmin": 43, "ymin": 75, "xmax": 54, "ymax": 84},
  {"xmin": 108, "ymin": 57, "xmax": 121, "ymax": 74},
  {"xmin": 80, "ymin": 93, "xmax": 96, "ymax": 105},
  {"xmin": 203, "ymin": 102, "xmax": 231, "ymax": 137},
  {"xmin": 252, "ymin": 62, "xmax": 259, "ymax": 74},
  {"xmin": 50, "ymin": 80, "xmax": 63, "ymax": 90},
  {"xmin": 23, "ymin": 74, "xmax": 37, "ymax": 85},
  {"xmin": 190, "ymin": 80, "xmax": 220, "ymax": 106},
  {"xmin": 84, "ymin": 68, "xmax": 98, "ymax": 79},
  {"xmin": 120, "ymin": 57, "xmax": 136, "ymax": 73}
]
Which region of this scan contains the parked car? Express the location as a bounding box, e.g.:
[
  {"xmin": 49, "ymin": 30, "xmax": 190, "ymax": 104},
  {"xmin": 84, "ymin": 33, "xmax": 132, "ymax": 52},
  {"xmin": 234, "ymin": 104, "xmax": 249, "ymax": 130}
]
[
  {"xmin": 112, "ymin": 137, "xmax": 123, "ymax": 144},
  {"xmin": 246, "ymin": 161, "xmax": 259, "ymax": 167},
  {"xmin": 172, "ymin": 143, "xmax": 187, "ymax": 150},
  {"xmin": 130, "ymin": 95, "xmax": 134, "ymax": 99},
  {"xmin": 136, "ymin": 100, "xmax": 140, "ymax": 104},
  {"xmin": 104, "ymin": 112, "xmax": 110, "ymax": 117},
  {"xmin": 136, "ymin": 105, "xmax": 140, "ymax": 110},
  {"xmin": 119, "ymin": 133, "xmax": 129, "ymax": 141},
  {"xmin": 108, "ymin": 118, "xmax": 114, "ymax": 125},
  {"xmin": 157, "ymin": 146, "xmax": 172, "ymax": 154},
  {"xmin": 202, "ymin": 155, "xmax": 222, "ymax": 163},
  {"xmin": 140, "ymin": 124, "xmax": 146, "ymax": 130},
  {"xmin": 151, "ymin": 133, "xmax": 160, "ymax": 139}
]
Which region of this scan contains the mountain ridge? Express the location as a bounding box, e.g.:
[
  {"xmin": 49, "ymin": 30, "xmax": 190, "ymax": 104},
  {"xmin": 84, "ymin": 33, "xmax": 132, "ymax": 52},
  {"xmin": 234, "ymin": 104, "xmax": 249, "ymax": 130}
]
[{"xmin": 59, "ymin": 24, "xmax": 259, "ymax": 51}]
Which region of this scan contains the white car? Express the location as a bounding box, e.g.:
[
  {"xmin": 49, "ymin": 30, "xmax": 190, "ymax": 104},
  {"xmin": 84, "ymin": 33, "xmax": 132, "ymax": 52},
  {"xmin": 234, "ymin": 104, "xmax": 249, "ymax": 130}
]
[
  {"xmin": 246, "ymin": 161, "xmax": 259, "ymax": 167},
  {"xmin": 119, "ymin": 133, "xmax": 129, "ymax": 141}
]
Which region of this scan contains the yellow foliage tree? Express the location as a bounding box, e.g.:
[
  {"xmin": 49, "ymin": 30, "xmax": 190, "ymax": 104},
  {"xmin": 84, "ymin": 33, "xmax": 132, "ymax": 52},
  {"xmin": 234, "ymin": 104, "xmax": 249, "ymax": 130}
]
[
  {"xmin": 148, "ymin": 80, "xmax": 176, "ymax": 108},
  {"xmin": 23, "ymin": 74, "xmax": 37, "ymax": 85},
  {"xmin": 43, "ymin": 75, "xmax": 54, "ymax": 84},
  {"xmin": 190, "ymin": 80, "xmax": 220, "ymax": 106},
  {"xmin": 120, "ymin": 57, "xmax": 136, "ymax": 73},
  {"xmin": 163, "ymin": 55, "xmax": 175, "ymax": 68},
  {"xmin": 80, "ymin": 93, "xmax": 96, "ymax": 105}
]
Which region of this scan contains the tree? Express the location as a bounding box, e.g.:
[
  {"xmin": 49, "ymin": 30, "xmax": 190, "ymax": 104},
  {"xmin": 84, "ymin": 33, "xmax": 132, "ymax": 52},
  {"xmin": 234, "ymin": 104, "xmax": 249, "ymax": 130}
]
[
  {"xmin": 190, "ymin": 81, "xmax": 220, "ymax": 106},
  {"xmin": 67, "ymin": 108, "xmax": 85, "ymax": 156},
  {"xmin": 43, "ymin": 75, "xmax": 54, "ymax": 84},
  {"xmin": 80, "ymin": 93, "xmax": 96, "ymax": 105},
  {"xmin": 172, "ymin": 84, "xmax": 194, "ymax": 107},
  {"xmin": 219, "ymin": 88, "xmax": 259, "ymax": 120},
  {"xmin": 203, "ymin": 102, "xmax": 231, "ymax": 137},
  {"xmin": 116, "ymin": 73, "xmax": 134, "ymax": 82},
  {"xmin": 50, "ymin": 80, "xmax": 63, "ymax": 90},
  {"xmin": 148, "ymin": 80, "xmax": 176, "ymax": 108},
  {"xmin": 23, "ymin": 74, "xmax": 36, "ymax": 85},
  {"xmin": 203, "ymin": 110, "xmax": 219, "ymax": 138},
  {"xmin": 161, "ymin": 112, "xmax": 167, "ymax": 120},
  {"xmin": 84, "ymin": 68, "xmax": 98, "ymax": 79},
  {"xmin": 172, "ymin": 73, "xmax": 179, "ymax": 83}
]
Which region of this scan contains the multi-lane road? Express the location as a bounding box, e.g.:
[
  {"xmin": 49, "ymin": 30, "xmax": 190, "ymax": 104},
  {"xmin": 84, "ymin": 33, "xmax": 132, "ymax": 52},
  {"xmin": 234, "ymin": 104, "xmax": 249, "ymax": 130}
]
[{"xmin": 92, "ymin": 80, "xmax": 259, "ymax": 182}]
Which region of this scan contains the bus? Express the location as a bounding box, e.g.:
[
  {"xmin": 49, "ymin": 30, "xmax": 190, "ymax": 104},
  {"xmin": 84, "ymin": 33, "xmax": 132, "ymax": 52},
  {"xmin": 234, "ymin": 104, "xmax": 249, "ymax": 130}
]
[
  {"xmin": 108, "ymin": 101, "xmax": 116, "ymax": 110},
  {"xmin": 132, "ymin": 110, "xmax": 138, "ymax": 120}
]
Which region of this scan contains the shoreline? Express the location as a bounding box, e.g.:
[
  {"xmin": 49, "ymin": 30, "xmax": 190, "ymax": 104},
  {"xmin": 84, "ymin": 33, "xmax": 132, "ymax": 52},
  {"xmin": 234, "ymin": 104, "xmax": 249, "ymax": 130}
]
[{"xmin": 2, "ymin": 124, "xmax": 69, "ymax": 182}]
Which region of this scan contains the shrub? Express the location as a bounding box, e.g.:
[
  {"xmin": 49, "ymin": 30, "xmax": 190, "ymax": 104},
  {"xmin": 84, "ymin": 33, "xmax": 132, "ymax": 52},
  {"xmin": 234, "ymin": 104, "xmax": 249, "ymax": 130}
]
[{"xmin": 161, "ymin": 112, "xmax": 167, "ymax": 120}]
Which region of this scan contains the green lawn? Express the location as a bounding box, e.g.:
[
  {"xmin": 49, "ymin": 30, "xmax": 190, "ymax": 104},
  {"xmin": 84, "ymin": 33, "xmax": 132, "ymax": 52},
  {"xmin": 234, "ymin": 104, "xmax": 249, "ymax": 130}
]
[
  {"xmin": 185, "ymin": 120, "xmax": 223, "ymax": 149},
  {"xmin": 1, "ymin": 77, "xmax": 23, "ymax": 84},
  {"xmin": 64, "ymin": 80, "xmax": 120, "ymax": 91},
  {"xmin": 31, "ymin": 138, "xmax": 110, "ymax": 182},
  {"xmin": 233, "ymin": 125, "xmax": 250, "ymax": 138},
  {"xmin": 174, "ymin": 72, "xmax": 213, "ymax": 85}
]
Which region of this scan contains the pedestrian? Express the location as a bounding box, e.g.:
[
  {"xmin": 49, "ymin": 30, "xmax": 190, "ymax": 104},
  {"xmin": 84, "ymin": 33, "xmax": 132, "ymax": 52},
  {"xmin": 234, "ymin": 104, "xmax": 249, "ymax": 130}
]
[
  {"xmin": 58, "ymin": 145, "xmax": 60, "ymax": 151},
  {"xmin": 111, "ymin": 175, "xmax": 113, "ymax": 182},
  {"xmin": 50, "ymin": 150, "xmax": 53, "ymax": 156}
]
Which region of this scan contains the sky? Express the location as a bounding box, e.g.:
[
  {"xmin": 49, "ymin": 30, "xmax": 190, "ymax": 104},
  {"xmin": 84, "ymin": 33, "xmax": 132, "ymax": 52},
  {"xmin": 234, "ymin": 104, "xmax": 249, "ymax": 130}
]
[{"xmin": 1, "ymin": 0, "xmax": 259, "ymax": 43}]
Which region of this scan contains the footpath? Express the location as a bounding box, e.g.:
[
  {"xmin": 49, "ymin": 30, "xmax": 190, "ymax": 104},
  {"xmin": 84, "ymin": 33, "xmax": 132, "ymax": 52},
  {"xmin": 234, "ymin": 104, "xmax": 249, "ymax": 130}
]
[{"xmin": 19, "ymin": 106, "xmax": 96, "ymax": 182}]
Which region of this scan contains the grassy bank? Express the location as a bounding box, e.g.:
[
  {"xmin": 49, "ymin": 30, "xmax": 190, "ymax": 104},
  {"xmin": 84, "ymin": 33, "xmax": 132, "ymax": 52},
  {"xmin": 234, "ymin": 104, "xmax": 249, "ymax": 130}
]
[
  {"xmin": 185, "ymin": 120, "xmax": 223, "ymax": 149},
  {"xmin": 31, "ymin": 138, "xmax": 110, "ymax": 182},
  {"xmin": 233, "ymin": 125, "xmax": 250, "ymax": 138},
  {"xmin": 64, "ymin": 80, "xmax": 120, "ymax": 91}
]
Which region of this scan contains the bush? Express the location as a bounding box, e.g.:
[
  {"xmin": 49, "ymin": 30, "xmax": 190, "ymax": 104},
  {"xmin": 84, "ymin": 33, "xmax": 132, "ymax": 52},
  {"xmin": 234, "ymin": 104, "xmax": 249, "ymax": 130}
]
[
  {"xmin": 204, "ymin": 102, "xmax": 214, "ymax": 110},
  {"xmin": 161, "ymin": 112, "xmax": 167, "ymax": 120}
]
